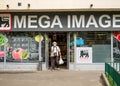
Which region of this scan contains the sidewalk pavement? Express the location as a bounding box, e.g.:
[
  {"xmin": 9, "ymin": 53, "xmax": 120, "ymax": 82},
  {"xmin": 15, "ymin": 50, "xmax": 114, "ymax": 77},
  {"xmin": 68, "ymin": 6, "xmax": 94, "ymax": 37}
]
[{"xmin": 0, "ymin": 69, "xmax": 104, "ymax": 86}]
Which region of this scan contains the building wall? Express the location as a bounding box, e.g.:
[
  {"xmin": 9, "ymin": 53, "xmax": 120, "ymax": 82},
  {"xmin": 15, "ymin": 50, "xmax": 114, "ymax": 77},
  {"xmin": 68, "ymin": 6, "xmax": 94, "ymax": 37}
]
[
  {"xmin": 0, "ymin": 0, "xmax": 120, "ymax": 11},
  {"xmin": 0, "ymin": 0, "xmax": 119, "ymax": 70}
]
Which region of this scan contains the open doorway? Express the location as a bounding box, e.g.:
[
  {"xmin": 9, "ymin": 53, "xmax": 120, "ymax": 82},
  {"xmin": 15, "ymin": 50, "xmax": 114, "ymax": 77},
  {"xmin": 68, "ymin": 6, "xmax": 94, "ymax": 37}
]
[{"xmin": 48, "ymin": 32, "xmax": 67, "ymax": 69}]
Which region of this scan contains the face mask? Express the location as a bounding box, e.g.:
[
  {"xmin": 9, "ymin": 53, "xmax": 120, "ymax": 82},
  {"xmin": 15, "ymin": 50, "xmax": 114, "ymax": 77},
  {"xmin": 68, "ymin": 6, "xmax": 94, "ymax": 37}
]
[{"xmin": 53, "ymin": 44, "xmax": 57, "ymax": 46}]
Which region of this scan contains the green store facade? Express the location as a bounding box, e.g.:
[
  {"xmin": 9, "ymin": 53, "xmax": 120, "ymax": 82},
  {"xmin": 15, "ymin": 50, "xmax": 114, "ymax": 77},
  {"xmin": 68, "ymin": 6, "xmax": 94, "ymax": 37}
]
[{"xmin": 0, "ymin": 11, "xmax": 120, "ymax": 70}]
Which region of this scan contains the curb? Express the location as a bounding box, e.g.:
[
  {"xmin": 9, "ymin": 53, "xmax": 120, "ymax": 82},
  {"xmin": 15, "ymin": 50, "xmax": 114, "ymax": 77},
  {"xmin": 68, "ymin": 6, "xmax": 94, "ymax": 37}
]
[
  {"xmin": 101, "ymin": 73, "xmax": 110, "ymax": 86},
  {"xmin": 0, "ymin": 70, "xmax": 36, "ymax": 74}
]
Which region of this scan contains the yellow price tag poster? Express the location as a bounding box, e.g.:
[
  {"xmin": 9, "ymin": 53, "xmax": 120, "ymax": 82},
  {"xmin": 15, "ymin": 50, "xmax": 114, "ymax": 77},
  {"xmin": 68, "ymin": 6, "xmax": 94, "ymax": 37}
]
[{"xmin": 35, "ymin": 35, "xmax": 43, "ymax": 42}]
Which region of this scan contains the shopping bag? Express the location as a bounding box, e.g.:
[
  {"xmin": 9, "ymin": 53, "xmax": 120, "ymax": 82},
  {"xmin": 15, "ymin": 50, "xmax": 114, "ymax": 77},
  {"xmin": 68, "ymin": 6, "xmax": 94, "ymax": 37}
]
[
  {"xmin": 59, "ymin": 57, "xmax": 64, "ymax": 64},
  {"xmin": 50, "ymin": 52, "xmax": 54, "ymax": 57}
]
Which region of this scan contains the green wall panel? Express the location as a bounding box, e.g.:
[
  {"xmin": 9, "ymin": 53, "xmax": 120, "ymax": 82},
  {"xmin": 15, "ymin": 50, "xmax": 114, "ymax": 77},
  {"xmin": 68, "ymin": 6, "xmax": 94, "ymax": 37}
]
[{"xmin": 92, "ymin": 45, "xmax": 111, "ymax": 63}]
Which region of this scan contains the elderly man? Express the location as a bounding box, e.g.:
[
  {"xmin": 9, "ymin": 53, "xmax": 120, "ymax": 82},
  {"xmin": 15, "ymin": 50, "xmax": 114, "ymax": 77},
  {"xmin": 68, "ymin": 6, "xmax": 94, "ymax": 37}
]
[{"xmin": 50, "ymin": 41, "xmax": 61, "ymax": 70}]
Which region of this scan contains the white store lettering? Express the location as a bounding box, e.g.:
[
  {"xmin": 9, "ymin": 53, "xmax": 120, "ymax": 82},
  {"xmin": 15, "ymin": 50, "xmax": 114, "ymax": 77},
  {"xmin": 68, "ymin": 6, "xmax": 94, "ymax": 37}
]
[
  {"xmin": 39, "ymin": 15, "xmax": 50, "ymax": 28},
  {"xmin": 113, "ymin": 15, "xmax": 120, "ymax": 28},
  {"xmin": 99, "ymin": 15, "xmax": 111, "ymax": 28},
  {"xmin": 14, "ymin": 14, "xmax": 120, "ymax": 29},
  {"xmin": 28, "ymin": 15, "xmax": 37, "ymax": 28},
  {"xmin": 14, "ymin": 16, "xmax": 26, "ymax": 28},
  {"xmin": 14, "ymin": 15, "xmax": 63, "ymax": 28},
  {"xmin": 86, "ymin": 15, "xmax": 98, "ymax": 28}
]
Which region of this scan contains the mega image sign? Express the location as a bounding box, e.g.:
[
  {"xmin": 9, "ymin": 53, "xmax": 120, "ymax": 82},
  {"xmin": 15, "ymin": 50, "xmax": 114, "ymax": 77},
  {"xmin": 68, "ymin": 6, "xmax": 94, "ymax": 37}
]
[{"xmin": 1, "ymin": 12, "xmax": 120, "ymax": 31}]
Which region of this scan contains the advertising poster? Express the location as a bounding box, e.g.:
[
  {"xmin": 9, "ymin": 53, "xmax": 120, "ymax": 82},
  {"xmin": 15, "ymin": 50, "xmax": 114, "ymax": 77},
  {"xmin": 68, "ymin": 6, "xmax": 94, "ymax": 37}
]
[
  {"xmin": 76, "ymin": 47, "xmax": 92, "ymax": 63},
  {"xmin": 113, "ymin": 32, "xmax": 120, "ymax": 62}
]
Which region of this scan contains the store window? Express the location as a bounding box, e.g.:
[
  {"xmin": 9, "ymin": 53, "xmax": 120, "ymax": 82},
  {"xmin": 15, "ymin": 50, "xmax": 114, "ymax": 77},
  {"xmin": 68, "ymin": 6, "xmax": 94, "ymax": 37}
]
[
  {"xmin": 76, "ymin": 32, "xmax": 110, "ymax": 47},
  {"xmin": 0, "ymin": 32, "xmax": 45, "ymax": 63},
  {"xmin": 76, "ymin": 32, "xmax": 111, "ymax": 63},
  {"xmin": 0, "ymin": 46, "xmax": 4, "ymax": 62},
  {"xmin": 0, "ymin": 34, "xmax": 6, "ymax": 62}
]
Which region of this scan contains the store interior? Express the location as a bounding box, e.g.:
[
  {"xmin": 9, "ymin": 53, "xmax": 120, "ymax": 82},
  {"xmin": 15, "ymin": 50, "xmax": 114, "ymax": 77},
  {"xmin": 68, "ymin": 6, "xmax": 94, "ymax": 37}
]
[{"xmin": 48, "ymin": 32, "xmax": 67, "ymax": 69}]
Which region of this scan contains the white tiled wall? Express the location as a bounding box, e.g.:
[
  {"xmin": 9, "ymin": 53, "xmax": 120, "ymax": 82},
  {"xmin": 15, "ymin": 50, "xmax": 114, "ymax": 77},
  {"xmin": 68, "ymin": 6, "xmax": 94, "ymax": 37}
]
[{"xmin": 0, "ymin": 0, "xmax": 120, "ymax": 11}]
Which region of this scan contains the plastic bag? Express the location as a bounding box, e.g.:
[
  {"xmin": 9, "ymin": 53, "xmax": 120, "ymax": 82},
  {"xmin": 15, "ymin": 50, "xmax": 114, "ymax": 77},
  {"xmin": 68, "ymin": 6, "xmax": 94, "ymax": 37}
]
[{"xmin": 59, "ymin": 57, "xmax": 64, "ymax": 64}]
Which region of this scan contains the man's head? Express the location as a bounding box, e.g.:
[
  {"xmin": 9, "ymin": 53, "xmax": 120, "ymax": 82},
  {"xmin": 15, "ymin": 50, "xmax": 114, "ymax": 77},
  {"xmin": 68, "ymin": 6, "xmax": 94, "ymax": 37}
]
[{"xmin": 53, "ymin": 41, "xmax": 57, "ymax": 46}]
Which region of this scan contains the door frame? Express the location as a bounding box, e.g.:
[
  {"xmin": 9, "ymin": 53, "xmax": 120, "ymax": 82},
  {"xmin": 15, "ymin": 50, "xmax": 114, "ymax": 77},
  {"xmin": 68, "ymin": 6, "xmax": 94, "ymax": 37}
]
[
  {"xmin": 67, "ymin": 32, "xmax": 70, "ymax": 69},
  {"xmin": 46, "ymin": 32, "xmax": 69, "ymax": 69}
]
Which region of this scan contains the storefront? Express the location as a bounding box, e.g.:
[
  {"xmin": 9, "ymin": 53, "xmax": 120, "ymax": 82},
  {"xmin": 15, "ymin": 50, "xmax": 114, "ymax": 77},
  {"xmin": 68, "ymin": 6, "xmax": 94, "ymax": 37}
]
[{"xmin": 0, "ymin": 12, "xmax": 120, "ymax": 70}]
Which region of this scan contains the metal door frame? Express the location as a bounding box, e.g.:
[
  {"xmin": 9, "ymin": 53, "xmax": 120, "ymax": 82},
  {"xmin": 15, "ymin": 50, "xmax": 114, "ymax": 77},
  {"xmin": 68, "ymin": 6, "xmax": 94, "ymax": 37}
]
[{"xmin": 46, "ymin": 32, "xmax": 69, "ymax": 69}]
